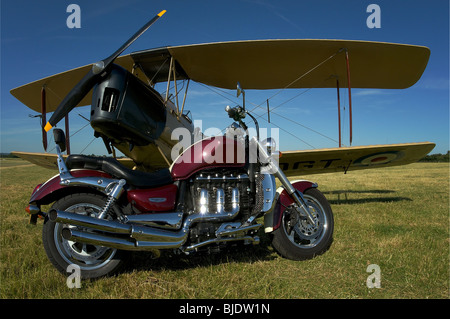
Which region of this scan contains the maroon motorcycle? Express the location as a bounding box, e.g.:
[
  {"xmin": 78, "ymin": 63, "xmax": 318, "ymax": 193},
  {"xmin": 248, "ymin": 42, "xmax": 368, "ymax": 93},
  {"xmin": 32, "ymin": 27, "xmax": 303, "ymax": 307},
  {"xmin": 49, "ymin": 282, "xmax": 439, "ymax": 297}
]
[
  {"xmin": 27, "ymin": 107, "xmax": 333, "ymax": 279},
  {"xmin": 24, "ymin": 12, "xmax": 334, "ymax": 279}
]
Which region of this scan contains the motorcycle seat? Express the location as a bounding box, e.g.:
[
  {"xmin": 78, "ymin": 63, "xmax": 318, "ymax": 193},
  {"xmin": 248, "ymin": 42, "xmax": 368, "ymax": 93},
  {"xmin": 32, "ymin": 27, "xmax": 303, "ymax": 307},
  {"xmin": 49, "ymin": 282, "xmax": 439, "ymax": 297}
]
[{"xmin": 65, "ymin": 154, "xmax": 173, "ymax": 188}]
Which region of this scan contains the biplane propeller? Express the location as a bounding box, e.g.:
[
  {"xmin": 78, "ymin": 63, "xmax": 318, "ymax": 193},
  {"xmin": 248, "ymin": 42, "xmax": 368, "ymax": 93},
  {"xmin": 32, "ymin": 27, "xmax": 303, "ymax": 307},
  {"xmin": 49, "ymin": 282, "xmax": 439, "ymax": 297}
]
[
  {"xmin": 10, "ymin": 11, "xmax": 435, "ymax": 176},
  {"xmin": 43, "ymin": 9, "xmax": 167, "ymax": 133}
]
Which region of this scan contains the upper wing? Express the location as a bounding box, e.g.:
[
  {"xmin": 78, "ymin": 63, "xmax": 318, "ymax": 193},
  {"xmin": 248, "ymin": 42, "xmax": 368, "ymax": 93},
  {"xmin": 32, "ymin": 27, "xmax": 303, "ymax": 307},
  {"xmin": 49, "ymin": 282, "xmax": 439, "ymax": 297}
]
[
  {"xmin": 11, "ymin": 39, "xmax": 430, "ymax": 112},
  {"xmin": 279, "ymin": 142, "xmax": 435, "ymax": 177},
  {"xmin": 164, "ymin": 39, "xmax": 430, "ymax": 90}
]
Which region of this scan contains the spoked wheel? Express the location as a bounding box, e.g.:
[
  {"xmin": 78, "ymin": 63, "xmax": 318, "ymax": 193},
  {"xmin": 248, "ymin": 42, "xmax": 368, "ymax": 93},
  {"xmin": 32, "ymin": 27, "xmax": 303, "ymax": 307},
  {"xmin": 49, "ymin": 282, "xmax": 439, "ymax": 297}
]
[
  {"xmin": 42, "ymin": 193, "xmax": 128, "ymax": 279},
  {"xmin": 271, "ymin": 188, "xmax": 334, "ymax": 260}
]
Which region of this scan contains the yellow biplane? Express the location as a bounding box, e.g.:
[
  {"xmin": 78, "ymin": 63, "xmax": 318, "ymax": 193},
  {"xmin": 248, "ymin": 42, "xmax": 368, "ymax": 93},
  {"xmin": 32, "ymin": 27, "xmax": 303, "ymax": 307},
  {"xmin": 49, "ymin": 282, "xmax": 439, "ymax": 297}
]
[{"xmin": 10, "ymin": 38, "xmax": 434, "ymax": 174}]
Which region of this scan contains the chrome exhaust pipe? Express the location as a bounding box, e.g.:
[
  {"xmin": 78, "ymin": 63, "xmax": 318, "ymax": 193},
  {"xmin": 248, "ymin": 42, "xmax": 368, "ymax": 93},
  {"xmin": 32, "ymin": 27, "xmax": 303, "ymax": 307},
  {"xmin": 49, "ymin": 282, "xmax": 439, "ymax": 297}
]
[
  {"xmin": 49, "ymin": 209, "xmax": 188, "ymax": 244},
  {"xmin": 62, "ymin": 228, "xmax": 138, "ymax": 250},
  {"xmin": 48, "ymin": 188, "xmax": 244, "ymax": 252},
  {"xmin": 61, "ymin": 228, "xmax": 185, "ymax": 251},
  {"xmin": 49, "ymin": 209, "xmax": 131, "ymax": 234},
  {"xmin": 123, "ymin": 212, "xmax": 183, "ymax": 230}
]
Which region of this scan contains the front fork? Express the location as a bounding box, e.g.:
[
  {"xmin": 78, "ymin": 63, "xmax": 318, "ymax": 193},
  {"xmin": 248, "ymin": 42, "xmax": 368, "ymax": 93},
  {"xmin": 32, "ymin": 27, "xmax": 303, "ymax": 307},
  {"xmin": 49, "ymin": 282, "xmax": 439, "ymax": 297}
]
[
  {"xmin": 274, "ymin": 167, "xmax": 317, "ymax": 226},
  {"xmin": 255, "ymin": 138, "xmax": 317, "ymax": 226}
]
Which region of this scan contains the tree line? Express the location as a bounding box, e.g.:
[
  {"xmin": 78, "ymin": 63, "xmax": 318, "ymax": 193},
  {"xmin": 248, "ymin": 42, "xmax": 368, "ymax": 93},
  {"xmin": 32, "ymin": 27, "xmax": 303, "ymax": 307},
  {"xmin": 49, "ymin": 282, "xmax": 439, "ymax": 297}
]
[{"xmin": 418, "ymin": 151, "xmax": 449, "ymax": 162}]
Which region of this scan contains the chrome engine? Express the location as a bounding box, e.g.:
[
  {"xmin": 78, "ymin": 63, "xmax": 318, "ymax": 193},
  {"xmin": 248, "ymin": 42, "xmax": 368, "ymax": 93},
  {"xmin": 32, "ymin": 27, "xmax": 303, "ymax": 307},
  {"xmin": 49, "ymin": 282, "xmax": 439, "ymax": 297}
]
[
  {"xmin": 187, "ymin": 171, "xmax": 257, "ymax": 252},
  {"xmin": 192, "ymin": 172, "xmax": 252, "ymax": 217},
  {"xmin": 181, "ymin": 170, "xmax": 277, "ymax": 253},
  {"xmin": 49, "ymin": 170, "xmax": 276, "ymax": 255}
]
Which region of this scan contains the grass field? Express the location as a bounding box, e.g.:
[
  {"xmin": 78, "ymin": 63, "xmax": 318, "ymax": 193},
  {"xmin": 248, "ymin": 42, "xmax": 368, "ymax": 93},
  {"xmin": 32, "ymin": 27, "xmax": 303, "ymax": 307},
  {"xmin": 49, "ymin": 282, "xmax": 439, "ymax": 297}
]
[{"xmin": 1, "ymin": 159, "xmax": 448, "ymax": 299}]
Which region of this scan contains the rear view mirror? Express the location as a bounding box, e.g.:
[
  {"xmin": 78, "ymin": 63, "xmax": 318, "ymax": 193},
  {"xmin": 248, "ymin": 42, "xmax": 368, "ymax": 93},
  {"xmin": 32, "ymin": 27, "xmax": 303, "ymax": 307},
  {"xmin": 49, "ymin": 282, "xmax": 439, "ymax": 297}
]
[
  {"xmin": 236, "ymin": 82, "xmax": 246, "ymax": 111},
  {"xmin": 53, "ymin": 128, "xmax": 66, "ymax": 152}
]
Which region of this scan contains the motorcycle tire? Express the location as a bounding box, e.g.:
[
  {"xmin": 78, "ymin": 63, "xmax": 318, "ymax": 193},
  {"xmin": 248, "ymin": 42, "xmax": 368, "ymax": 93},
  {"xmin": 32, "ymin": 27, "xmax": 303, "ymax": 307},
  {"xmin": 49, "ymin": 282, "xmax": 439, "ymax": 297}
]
[
  {"xmin": 42, "ymin": 193, "xmax": 128, "ymax": 279},
  {"xmin": 271, "ymin": 188, "xmax": 334, "ymax": 261}
]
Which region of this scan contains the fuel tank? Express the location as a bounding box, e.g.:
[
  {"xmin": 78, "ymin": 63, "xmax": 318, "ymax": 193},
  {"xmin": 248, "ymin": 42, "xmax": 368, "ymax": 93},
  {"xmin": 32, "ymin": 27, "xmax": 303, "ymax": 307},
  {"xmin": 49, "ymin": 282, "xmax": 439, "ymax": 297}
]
[{"xmin": 170, "ymin": 136, "xmax": 246, "ymax": 180}]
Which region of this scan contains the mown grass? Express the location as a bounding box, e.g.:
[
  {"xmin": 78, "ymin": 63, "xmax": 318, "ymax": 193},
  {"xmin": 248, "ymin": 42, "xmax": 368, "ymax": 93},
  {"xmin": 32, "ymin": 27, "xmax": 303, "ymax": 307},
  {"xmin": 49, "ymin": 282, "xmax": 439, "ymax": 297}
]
[{"xmin": 1, "ymin": 159, "xmax": 448, "ymax": 299}]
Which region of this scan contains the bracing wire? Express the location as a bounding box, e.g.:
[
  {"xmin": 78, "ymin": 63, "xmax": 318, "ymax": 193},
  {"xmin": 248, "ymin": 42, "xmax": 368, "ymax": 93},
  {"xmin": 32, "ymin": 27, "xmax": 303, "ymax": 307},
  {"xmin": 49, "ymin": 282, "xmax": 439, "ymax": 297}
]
[
  {"xmin": 248, "ymin": 49, "xmax": 342, "ymax": 114},
  {"xmin": 80, "ymin": 137, "xmax": 97, "ymax": 154},
  {"xmin": 194, "ymin": 49, "xmax": 345, "ymax": 148},
  {"xmin": 197, "ymin": 80, "xmax": 338, "ymax": 148}
]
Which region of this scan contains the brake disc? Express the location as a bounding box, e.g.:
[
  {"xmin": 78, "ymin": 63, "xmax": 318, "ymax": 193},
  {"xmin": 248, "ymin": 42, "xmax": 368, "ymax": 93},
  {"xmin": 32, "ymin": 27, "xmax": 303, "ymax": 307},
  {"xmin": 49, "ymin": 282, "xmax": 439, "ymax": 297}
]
[{"xmin": 293, "ymin": 204, "xmax": 323, "ymax": 241}]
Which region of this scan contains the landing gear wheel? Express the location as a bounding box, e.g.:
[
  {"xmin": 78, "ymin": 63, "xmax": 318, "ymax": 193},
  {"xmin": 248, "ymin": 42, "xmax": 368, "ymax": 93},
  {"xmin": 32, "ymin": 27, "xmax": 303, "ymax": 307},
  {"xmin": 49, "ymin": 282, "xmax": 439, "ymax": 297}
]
[
  {"xmin": 271, "ymin": 188, "xmax": 334, "ymax": 260},
  {"xmin": 42, "ymin": 193, "xmax": 128, "ymax": 279}
]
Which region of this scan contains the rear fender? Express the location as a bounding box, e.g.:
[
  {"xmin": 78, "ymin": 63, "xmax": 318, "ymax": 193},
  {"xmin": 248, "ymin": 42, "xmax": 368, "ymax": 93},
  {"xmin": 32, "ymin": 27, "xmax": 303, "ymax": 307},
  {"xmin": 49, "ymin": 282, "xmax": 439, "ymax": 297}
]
[
  {"xmin": 30, "ymin": 169, "xmax": 113, "ymax": 205},
  {"xmin": 264, "ymin": 180, "xmax": 318, "ymax": 233}
]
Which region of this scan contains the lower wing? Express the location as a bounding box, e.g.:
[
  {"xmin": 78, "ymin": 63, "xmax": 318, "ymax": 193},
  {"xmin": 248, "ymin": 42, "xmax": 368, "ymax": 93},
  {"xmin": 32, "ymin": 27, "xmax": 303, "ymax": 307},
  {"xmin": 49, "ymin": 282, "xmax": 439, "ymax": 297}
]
[
  {"xmin": 279, "ymin": 142, "xmax": 435, "ymax": 176},
  {"xmin": 10, "ymin": 152, "xmax": 135, "ymax": 170},
  {"xmin": 12, "ymin": 142, "xmax": 434, "ymax": 176}
]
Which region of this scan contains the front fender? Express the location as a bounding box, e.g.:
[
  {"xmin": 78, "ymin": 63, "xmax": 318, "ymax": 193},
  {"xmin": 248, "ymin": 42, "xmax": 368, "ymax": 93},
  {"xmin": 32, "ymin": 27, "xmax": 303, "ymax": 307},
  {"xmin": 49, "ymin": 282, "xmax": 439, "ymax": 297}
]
[
  {"xmin": 264, "ymin": 180, "xmax": 318, "ymax": 233},
  {"xmin": 30, "ymin": 169, "xmax": 113, "ymax": 205}
]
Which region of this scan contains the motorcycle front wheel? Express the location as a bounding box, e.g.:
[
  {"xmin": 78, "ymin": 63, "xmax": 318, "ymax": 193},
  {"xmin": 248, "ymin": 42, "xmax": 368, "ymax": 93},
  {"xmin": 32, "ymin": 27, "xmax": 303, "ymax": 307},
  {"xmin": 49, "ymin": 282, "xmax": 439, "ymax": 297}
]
[
  {"xmin": 271, "ymin": 188, "xmax": 334, "ymax": 261},
  {"xmin": 42, "ymin": 193, "xmax": 128, "ymax": 279}
]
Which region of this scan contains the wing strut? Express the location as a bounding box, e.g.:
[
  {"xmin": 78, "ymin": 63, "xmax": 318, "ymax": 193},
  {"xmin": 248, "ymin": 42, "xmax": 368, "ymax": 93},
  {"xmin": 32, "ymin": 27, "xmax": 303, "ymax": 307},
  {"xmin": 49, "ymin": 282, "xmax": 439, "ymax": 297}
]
[
  {"xmin": 41, "ymin": 86, "xmax": 71, "ymax": 154},
  {"xmin": 65, "ymin": 114, "xmax": 71, "ymax": 155},
  {"xmin": 41, "ymin": 86, "xmax": 47, "ymax": 151},
  {"xmin": 336, "ymin": 79, "xmax": 342, "ymax": 148},
  {"xmin": 345, "ymin": 49, "xmax": 353, "ymax": 146}
]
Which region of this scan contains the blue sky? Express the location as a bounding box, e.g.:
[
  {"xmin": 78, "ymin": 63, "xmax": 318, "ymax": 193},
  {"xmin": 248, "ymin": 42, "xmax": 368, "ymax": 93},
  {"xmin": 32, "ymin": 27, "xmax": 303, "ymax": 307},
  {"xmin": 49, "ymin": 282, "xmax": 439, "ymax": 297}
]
[{"xmin": 1, "ymin": 0, "xmax": 449, "ymax": 156}]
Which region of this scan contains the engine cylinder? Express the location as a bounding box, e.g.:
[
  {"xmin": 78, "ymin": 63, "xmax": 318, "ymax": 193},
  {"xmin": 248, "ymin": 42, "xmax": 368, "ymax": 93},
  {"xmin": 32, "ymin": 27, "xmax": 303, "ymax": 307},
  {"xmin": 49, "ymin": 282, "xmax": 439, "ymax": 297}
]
[{"xmin": 192, "ymin": 172, "xmax": 250, "ymax": 218}]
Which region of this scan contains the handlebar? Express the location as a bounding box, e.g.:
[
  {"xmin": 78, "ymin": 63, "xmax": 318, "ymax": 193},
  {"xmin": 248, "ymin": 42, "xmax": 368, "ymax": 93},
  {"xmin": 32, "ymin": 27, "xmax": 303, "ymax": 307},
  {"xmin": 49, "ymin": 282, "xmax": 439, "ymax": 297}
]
[
  {"xmin": 225, "ymin": 105, "xmax": 246, "ymax": 121},
  {"xmin": 225, "ymin": 105, "xmax": 260, "ymax": 141}
]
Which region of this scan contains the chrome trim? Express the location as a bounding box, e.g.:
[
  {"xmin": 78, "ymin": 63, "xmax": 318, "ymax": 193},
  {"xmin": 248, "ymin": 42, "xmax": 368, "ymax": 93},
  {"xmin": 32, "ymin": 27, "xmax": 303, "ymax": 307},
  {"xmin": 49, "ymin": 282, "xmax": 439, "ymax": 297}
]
[
  {"xmin": 195, "ymin": 174, "xmax": 249, "ymax": 181},
  {"xmin": 130, "ymin": 223, "xmax": 188, "ymax": 243},
  {"xmin": 123, "ymin": 212, "xmax": 184, "ymax": 230},
  {"xmin": 55, "ymin": 142, "xmax": 125, "ymax": 200},
  {"xmin": 199, "ymin": 189, "xmax": 209, "ymax": 214},
  {"xmin": 60, "ymin": 176, "xmax": 122, "ymax": 193},
  {"xmin": 182, "ymin": 236, "xmax": 260, "ymax": 253},
  {"xmin": 97, "ymin": 179, "xmax": 126, "ymax": 219},
  {"xmin": 148, "ymin": 198, "xmax": 167, "ymax": 203},
  {"xmin": 197, "ymin": 187, "xmax": 239, "ymax": 217},
  {"xmin": 215, "ymin": 223, "xmax": 261, "ymax": 238},
  {"xmin": 216, "ymin": 188, "xmax": 225, "ymax": 214},
  {"xmin": 261, "ymin": 173, "xmax": 276, "ymax": 212},
  {"xmin": 215, "ymin": 188, "xmax": 239, "ymax": 215},
  {"xmin": 255, "ymin": 137, "xmax": 316, "ymax": 226},
  {"xmin": 55, "ymin": 144, "xmax": 72, "ymax": 182}
]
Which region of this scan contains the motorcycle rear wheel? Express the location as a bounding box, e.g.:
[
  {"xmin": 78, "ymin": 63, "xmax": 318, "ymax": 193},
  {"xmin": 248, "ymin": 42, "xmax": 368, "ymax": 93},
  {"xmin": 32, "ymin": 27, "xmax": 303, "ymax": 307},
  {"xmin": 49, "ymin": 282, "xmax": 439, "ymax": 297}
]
[
  {"xmin": 271, "ymin": 188, "xmax": 334, "ymax": 260},
  {"xmin": 42, "ymin": 193, "xmax": 128, "ymax": 279}
]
